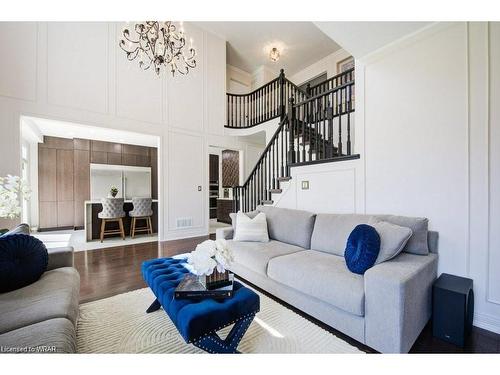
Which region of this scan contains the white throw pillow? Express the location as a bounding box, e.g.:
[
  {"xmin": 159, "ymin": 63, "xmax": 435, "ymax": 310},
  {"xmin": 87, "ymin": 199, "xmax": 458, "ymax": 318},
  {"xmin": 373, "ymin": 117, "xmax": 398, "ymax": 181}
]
[
  {"xmin": 371, "ymin": 221, "xmax": 413, "ymax": 264},
  {"xmin": 233, "ymin": 211, "xmax": 269, "ymax": 242}
]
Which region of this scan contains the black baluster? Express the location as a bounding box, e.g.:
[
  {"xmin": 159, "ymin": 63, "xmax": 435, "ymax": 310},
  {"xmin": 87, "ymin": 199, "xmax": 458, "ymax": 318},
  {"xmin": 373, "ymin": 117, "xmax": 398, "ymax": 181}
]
[
  {"xmin": 287, "ymin": 97, "xmax": 295, "ymax": 171},
  {"xmin": 347, "ymin": 83, "xmax": 352, "ymax": 155},
  {"xmin": 338, "ymin": 88, "xmax": 342, "ymax": 156}
]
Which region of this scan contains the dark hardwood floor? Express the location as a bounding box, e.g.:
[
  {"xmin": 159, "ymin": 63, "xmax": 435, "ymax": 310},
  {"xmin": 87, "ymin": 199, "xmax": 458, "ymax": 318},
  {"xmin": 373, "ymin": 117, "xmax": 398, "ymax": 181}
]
[{"xmin": 73, "ymin": 237, "xmax": 500, "ymax": 354}]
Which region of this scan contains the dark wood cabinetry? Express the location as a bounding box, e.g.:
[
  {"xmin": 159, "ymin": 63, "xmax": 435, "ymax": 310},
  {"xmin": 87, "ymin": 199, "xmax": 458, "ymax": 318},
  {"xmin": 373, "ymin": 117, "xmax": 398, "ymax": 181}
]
[
  {"xmin": 73, "ymin": 148, "xmax": 90, "ymax": 229},
  {"xmin": 209, "ymin": 154, "xmax": 219, "ymax": 219},
  {"xmin": 38, "ymin": 136, "xmax": 158, "ymax": 231},
  {"xmin": 216, "ymin": 199, "xmax": 233, "ymax": 224}
]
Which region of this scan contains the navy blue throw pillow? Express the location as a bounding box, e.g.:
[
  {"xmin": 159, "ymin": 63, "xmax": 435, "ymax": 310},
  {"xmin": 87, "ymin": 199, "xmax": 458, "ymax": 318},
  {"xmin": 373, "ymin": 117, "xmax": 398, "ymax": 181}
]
[
  {"xmin": 344, "ymin": 224, "xmax": 381, "ymax": 275},
  {"xmin": 0, "ymin": 234, "xmax": 48, "ymax": 293}
]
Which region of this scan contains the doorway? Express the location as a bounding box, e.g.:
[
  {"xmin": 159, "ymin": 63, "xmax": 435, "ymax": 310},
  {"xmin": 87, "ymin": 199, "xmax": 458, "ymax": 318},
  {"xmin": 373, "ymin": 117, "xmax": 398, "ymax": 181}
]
[
  {"xmin": 208, "ymin": 146, "xmax": 243, "ymax": 234},
  {"xmin": 20, "ymin": 115, "xmax": 161, "ymax": 251}
]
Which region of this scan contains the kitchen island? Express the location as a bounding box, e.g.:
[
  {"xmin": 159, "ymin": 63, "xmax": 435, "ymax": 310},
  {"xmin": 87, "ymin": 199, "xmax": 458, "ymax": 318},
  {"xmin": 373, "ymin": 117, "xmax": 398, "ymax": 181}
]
[{"xmin": 84, "ymin": 199, "xmax": 159, "ymax": 241}]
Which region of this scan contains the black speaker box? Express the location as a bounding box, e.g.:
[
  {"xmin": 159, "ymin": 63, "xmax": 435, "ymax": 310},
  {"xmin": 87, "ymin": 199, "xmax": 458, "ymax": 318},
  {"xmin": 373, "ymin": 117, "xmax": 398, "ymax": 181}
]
[{"xmin": 432, "ymin": 273, "xmax": 474, "ymax": 347}]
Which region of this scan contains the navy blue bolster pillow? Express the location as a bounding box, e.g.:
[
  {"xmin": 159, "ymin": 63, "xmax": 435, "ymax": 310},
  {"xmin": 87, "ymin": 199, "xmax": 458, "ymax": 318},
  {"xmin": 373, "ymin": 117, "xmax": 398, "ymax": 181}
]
[{"xmin": 0, "ymin": 234, "xmax": 48, "ymax": 293}]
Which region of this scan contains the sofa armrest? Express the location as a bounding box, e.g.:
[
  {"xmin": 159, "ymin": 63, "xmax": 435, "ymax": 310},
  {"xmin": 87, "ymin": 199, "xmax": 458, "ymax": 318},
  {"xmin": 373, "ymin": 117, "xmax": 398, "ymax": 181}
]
[
  {"xmin": 364, "ymin": 252, "xmax": 438, "ymax": 353},
  {"xmin": 47, "ymin": 246, "xmax": 75, "ymax": 271},
  {"xmin": 216, "ymin": 227, "xmax": 233, "ymax": 240}
]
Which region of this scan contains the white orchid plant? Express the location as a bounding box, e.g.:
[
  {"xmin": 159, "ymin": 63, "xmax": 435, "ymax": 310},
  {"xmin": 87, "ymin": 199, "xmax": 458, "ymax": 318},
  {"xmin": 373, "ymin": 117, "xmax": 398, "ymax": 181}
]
[
  {"xmin": 187, "ymin": 239, "xmax": 234, "ymax": 276},
  {"xmin": 0, "ymin": 175, "xmax": 31, "ymax": 219}
]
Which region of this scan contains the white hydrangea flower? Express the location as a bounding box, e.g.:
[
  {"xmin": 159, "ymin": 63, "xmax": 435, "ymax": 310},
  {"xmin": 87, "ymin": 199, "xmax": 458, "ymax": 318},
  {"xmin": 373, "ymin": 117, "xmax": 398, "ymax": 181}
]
[
  {"xmin": 0, "ymin": 175, "xmax": 31, "ymax": 219},
  {"xmin": 187, "ymin": 248, "xmax": 217, "ymax": 276}
]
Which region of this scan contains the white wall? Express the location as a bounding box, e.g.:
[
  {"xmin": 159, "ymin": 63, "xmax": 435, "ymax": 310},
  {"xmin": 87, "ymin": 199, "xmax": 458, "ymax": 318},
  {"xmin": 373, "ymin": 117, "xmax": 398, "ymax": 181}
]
[
  {"xmin": 288, "ymin": 48, "xmax": 352, "ymax": 86},
  {"xmin": 226, "ymin": 64, "xmax": 252, "ymax": 93},
  {"xmin": 276, "ymin": 22, "xmax": 500, "ymax": 334},
  {"xmin": 0, "ymin": 22, "xmax": 263, "ymax": 240}
]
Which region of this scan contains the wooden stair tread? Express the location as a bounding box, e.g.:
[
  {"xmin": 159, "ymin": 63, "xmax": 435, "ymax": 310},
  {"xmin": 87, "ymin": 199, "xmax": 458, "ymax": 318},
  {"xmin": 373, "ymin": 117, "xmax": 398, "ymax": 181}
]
[
  {"xmin": 269, "ymin": 189, "xmax": 282, "ymax": 194},
  {"xmin": 277, "ymin": 176, "xmax": 292, "ymax": 182},
  {"xmin": 260, "ymin": 200, "xmax": 274, "ymax": 205}
]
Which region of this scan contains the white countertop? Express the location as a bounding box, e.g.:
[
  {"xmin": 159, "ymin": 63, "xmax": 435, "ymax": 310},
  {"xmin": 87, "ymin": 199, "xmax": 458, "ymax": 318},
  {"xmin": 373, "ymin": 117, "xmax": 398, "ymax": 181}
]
[{"xmin": 85, "ymin": 199, "xmax": 158, "ymax": 204}]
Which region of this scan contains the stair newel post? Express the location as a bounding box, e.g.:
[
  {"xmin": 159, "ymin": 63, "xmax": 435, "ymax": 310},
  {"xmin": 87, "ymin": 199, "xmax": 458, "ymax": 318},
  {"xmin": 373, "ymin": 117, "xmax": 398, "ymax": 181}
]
[
  {"xmin": 287, "ymin": 96, "xmax": 296, "ymax": 173},
  {"xmin": 306, "ymin": 82, "xmax": 311, "ymax": 97},
  {"xmin": 279, "ymin": 69, "xmax": 286, "ymax": 121}
]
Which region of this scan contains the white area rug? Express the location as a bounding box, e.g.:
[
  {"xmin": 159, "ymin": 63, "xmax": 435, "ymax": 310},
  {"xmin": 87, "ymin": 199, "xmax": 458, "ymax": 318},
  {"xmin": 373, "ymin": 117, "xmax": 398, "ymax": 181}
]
[{"xmin": 77, "ymin": 287, "xmax": 364, "ymax": 354}]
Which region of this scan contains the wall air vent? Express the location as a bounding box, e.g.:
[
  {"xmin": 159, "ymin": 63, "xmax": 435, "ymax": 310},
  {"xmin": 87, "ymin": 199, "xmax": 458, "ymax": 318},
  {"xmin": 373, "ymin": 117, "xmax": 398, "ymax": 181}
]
[{"xmin": 176, "ymin": 217, "xmax": 193, "ymax": 228}]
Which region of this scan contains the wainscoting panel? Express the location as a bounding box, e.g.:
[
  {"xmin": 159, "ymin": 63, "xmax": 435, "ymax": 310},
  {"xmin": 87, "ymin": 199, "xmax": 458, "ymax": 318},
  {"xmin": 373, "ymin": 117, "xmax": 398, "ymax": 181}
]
[
  {"xmin": 47, "ymin": 22, "xmax": 108, "ymax": 113},
  {"xmin": 114, "ymin": 23, "xmax": 163, "ymax": 124},
  {"xmin": 0, "ymin": 22, "xmax": 37, "ymax": 101},
  {"xmin": 295, "ymin": 168, "xmax": 356, "ymax": 214},
  {"xmin": 167, "ymin": 131, "xmax": 204, "ymax": 231},
  {"xmin": 166, "ymin": 24, "xmax": 204, "ymax": 132},
  {"xmin": 205, "ymin": 32, "xmax": 226, "ymax": 136},
  {"xmin": 488, "ymin": 22, "xmax": 500, "ymax": 304}
]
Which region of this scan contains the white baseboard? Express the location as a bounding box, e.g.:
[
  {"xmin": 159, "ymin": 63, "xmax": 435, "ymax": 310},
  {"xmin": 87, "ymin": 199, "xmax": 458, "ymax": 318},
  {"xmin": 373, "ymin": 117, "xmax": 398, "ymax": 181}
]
[{"xmin": 474, "ymin": 312, "xmax": 500, "ymax": 334}]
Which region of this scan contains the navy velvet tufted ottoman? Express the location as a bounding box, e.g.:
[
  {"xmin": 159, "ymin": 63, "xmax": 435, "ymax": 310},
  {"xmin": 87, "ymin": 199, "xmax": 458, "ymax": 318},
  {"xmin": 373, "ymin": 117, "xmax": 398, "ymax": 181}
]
[{"xmin": 141, "ymin": 257, "xmax": 260, "ymax": 353}]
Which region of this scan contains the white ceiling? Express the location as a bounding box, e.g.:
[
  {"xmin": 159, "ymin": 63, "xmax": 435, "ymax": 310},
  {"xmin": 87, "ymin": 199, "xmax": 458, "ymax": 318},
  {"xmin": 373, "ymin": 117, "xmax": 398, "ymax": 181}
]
[
  {"xmin": 195, "ymin": 22, "xmax": 342, "ymax": 76},
  {"xmin": 314, "ymin": 22, "xmax": 433, "ymax": 59},
  {"xmin": 21, "ymin": 116, "xmax": 159, "ymax": 147}
]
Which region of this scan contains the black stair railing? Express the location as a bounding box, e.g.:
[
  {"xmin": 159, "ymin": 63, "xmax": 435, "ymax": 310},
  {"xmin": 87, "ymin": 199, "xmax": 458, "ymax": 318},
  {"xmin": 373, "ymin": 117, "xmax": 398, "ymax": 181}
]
[
  {"xmin": 306, "ymin": 68, "xmax": 354, "ymax": 97},
  {"xmin": 289, "ymin": 79, "xmax": 355, "ymax": 165},
  {"xmin": 231, "ymin": 70, "xmax": 356, "ymax": 212},
  {"xmin": 226, "ymin": 69, "xmax": 308, "ymax": 129},
  {"xmin": 232, "ymin": 116, "xmax": 290, "ymax": 212}
]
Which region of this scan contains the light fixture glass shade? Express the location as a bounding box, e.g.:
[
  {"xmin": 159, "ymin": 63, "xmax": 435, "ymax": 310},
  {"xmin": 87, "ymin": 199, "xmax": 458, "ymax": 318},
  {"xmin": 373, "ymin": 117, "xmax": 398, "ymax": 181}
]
[{"xmin": 269, "ymin": 47, "xmax": 280, "ymax": 62}]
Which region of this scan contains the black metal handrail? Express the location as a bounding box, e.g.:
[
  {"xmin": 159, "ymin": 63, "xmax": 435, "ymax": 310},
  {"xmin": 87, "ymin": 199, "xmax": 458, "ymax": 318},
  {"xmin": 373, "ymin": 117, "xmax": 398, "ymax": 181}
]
[
  {"xmin": 232, "ymin": 115, "xmax": 290, "ymax": 211},
  {"xmin": 230, "ymin": 70, "xmax": 356, "ymax": 212},
  {"xmin": 289, "ymin": 79, "xmax": 355, "ymax": 163},
  {"xmin": 307, "ymin": 68, "xmax": 354, "ymax": 97}
]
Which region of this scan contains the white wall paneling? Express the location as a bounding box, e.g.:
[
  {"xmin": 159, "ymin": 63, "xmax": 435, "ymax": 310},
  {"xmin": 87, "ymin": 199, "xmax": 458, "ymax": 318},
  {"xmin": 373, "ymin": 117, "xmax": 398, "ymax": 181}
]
[
  {"xmin": 206, "ymin": 32, "xmax": 226, "ymax": 136},
  {"xmin": 167, "ymin": 131, "xmax": 204, "ymax": 233},
  {"xmin": 0, "ymin": 21, "xmax": 266, "ymax": 243},
  {"xmin": 487, "ymin": 22, "xmax": 500, "ymax": 305},
  {"xmin": 0, "ymin": 23, "xmax": 38, "ymax": 101},
  {"xmin": 166, "ymin": 24, "xmax": 204, "ymax": 133},
  {"xmin": 47, "ymin": 23, "xmax": 108, "ymax": 113},
  {"xmin": 114, "ymin": 23, "xmax": 163, "ymax": 124}
]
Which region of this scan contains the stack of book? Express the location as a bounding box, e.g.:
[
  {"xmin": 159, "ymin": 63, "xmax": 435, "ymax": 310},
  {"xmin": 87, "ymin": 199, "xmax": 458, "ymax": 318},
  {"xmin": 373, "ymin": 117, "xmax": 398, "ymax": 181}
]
[{"xmin": 174, "ymin": 273, "xmax": 235, "ymax": 300}]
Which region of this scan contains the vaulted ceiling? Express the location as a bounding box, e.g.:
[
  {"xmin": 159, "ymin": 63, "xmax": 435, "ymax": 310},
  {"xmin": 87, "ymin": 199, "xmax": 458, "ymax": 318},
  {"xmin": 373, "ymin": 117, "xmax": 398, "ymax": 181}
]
[{"xmin": 195, "ymin": 22, "xmax": 342, "ymax": 75}]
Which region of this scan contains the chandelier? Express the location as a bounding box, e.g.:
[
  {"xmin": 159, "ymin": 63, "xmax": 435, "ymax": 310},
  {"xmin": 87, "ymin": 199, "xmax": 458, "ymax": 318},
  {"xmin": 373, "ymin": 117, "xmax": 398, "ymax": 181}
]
[{"xmin": 119, "ymin": 21, "xmax": 196, "ymax": 76}]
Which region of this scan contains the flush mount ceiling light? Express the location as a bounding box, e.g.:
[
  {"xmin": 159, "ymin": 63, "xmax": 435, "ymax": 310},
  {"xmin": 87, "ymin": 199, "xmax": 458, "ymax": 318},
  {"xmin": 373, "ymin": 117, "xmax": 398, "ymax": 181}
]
[
  {"xmin": 269, "ymin": 47, "xmax": 280, "ymax": 62},
  {"xmin": 119, "ymin": 21, "xmax": 196, "ymax": 76}
]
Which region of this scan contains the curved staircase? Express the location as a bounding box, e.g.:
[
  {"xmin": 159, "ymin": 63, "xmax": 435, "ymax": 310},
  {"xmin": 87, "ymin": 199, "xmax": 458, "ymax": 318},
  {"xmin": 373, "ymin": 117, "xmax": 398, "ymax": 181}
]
[{"xmin": 227, "ymin": 69, "xmax": 357, "ymax": 212}]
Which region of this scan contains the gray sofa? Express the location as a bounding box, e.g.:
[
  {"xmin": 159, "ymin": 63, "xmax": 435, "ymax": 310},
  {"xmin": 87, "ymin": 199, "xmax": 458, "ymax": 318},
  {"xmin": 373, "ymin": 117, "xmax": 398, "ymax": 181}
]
[
  {"xmin": 0, "ymin": 226, "xmax": 80, "ymax": 353},
  {"xmin": 216, "ymin": 206, "xmax": 438, "ymax": 353}
]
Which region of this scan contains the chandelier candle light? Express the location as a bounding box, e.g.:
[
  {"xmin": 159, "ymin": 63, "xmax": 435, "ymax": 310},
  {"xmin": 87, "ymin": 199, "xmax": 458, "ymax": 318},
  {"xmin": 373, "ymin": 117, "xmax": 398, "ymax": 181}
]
[{"xmin": 119, "ymin": 21, "xmax": 196, "ymax": 76}]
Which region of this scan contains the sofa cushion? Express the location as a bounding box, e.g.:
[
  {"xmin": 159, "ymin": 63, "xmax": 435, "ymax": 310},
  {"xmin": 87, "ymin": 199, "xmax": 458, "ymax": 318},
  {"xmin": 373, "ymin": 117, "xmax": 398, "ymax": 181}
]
[
  {"xmin": 0, "ymin": 318, "xmax": 76, "ymax": 353},
  {"xmin": 0, "ymin": 234, "xmax": 48, "ymax": 293},
  {"xmin": 374, "ymin": 215, "xmax": 429, "ymax": 255},
  {"xmin": 0, "ymin": 267, "xmax": 80, "ymax": 334},
  {"xmin": 227, "ymin": 239, "xmax": 305, "ymax": 276},
  {"xmin": 372, "ymin": 221, "xmax": 413, "ymax": 264},
  {"xmin": 230, "ymin": 210, "xmax": 258, "ymax": 231},
  {"xmin": 256, "ymin": 206, "xmax": 316, "ymax": 249},
  {"xmin": 0, "ymin": 223, "xmax": 30, "ymax": 237},
  {"xmin": 311, "ymin": 214, "xmax": 375, "ymax": 256},
  {"xmin": 345, "ymin": 224, "xmax": 381, "ymax": 275},
  {"xmin": 233, "ymin": 212, "xmax": 269, "ymax": 242},
  {"xmin": 267, "ymin": 250, "xmax": 366, "ymax": 316}
]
